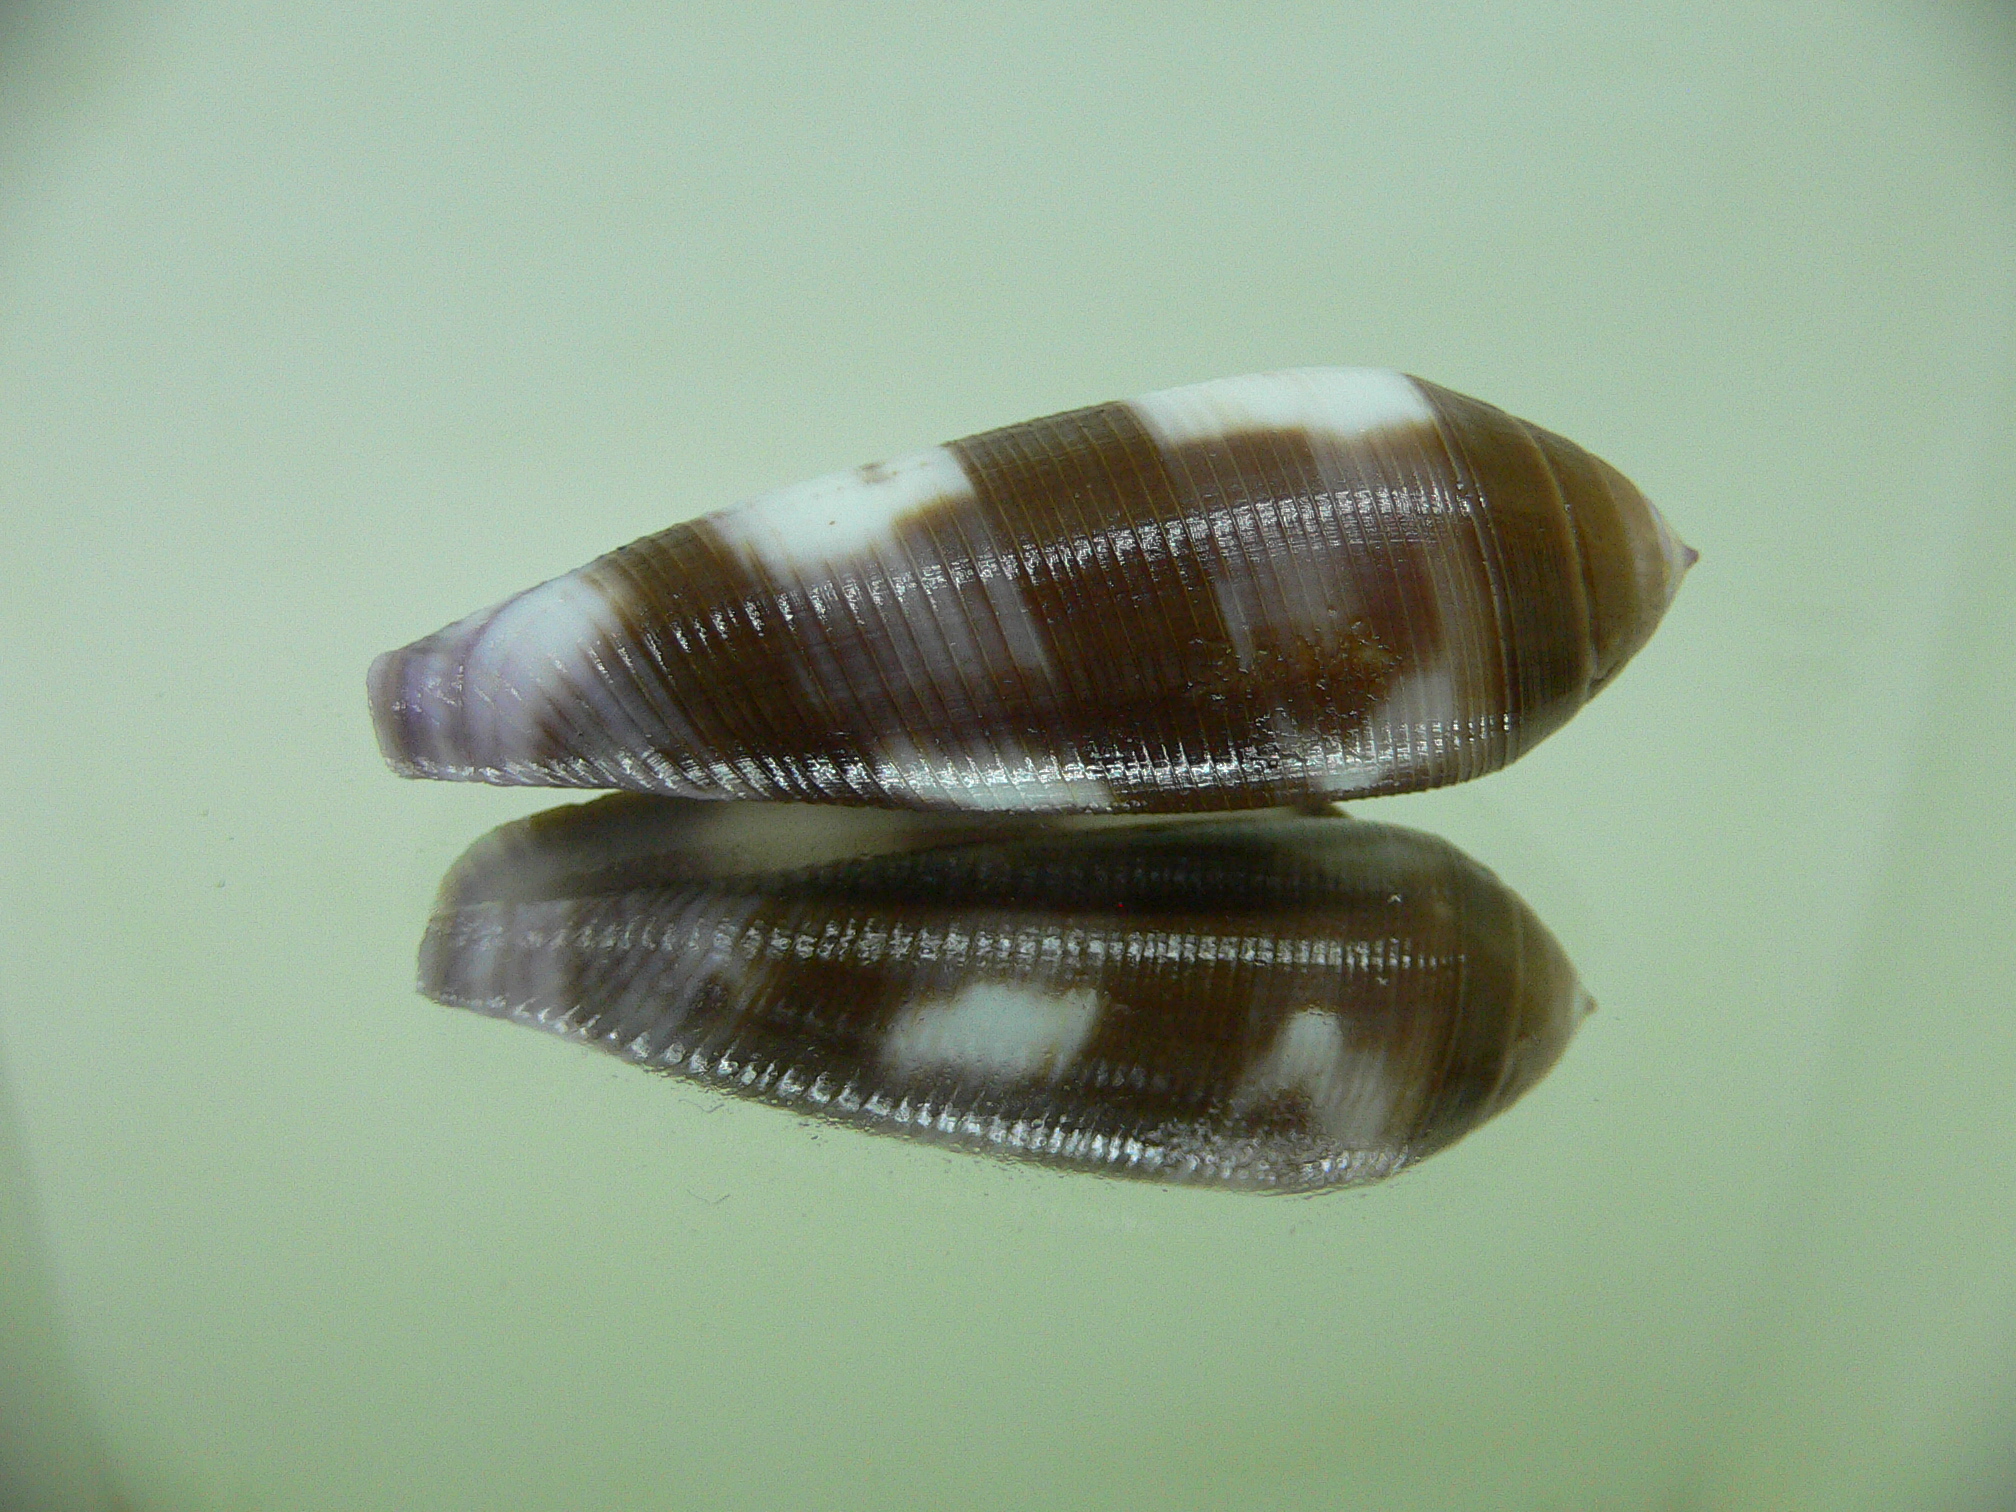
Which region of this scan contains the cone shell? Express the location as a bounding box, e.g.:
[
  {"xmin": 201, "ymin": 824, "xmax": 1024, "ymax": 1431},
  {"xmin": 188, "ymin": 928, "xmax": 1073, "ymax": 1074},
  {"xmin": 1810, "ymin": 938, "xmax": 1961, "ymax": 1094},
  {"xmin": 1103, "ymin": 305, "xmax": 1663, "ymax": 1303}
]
[
  {"xmin": 422, "ymin": 796, "xmax": 1592, "ymax": 1192},
  {"xmin": 372, "ymin": 369, "xmax": 1692, "ymax": 811}
]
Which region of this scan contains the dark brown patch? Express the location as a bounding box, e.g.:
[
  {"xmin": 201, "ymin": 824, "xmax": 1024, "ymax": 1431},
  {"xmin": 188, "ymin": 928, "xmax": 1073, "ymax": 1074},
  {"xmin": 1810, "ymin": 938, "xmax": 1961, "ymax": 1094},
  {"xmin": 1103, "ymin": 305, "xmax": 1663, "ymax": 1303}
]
[
  {"xmin": 1149, "ymin": 420, "xmax": 1435, "ymax": 786},
  {"xmin": 585, "ymin": 524, "xmax": 874, "ymax": 798}
]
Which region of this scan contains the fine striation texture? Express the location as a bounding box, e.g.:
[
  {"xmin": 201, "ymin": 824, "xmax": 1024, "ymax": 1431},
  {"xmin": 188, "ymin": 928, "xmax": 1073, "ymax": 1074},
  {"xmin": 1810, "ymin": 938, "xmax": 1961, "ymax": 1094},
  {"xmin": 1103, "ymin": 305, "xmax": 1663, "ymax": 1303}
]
[
  {"xmin": 372, "ymin": 368, "xmax": 1693, "ymax": 811},
  {"xmin": 421, "ymin": 795, "xmax": 1593, "ymax": 1192}
]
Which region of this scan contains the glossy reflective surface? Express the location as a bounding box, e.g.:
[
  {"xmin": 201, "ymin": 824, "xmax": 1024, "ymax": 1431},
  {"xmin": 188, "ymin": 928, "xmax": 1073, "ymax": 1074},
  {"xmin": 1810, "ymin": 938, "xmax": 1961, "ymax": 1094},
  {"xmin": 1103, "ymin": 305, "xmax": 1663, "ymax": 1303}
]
[
  {"xmin": 423, "ymin": 799, "xmax": 1589, "ymax": 1190},
  {"xmin": 3, "ymin": 4, "xmax": 2012, "ymax": 1510}
]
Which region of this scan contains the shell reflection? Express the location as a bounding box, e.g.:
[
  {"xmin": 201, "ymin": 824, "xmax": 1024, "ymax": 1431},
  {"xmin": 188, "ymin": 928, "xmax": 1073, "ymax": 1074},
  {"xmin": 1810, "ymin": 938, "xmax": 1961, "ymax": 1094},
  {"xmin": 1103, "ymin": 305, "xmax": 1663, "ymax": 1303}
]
[{"xmin": 423, "ymin": 797, "xmax": 1592, "ymax": 1191}]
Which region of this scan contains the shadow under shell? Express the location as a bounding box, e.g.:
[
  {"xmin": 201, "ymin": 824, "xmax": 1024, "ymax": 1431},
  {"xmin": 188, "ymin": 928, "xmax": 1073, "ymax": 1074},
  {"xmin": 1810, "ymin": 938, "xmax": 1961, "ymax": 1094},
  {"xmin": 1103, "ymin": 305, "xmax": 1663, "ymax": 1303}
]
[{"xmin": 421, "ymin": 796, "xmax": 1592, "ymax": 1192}]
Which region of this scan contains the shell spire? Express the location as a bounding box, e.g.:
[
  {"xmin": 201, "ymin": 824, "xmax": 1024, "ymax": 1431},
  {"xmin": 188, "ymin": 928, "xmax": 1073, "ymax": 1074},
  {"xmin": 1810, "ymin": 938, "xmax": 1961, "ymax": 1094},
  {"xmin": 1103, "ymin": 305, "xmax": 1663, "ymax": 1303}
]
[{"xmin": 370, "ymin": 368, "xmax": 1691, "ymax": 812}]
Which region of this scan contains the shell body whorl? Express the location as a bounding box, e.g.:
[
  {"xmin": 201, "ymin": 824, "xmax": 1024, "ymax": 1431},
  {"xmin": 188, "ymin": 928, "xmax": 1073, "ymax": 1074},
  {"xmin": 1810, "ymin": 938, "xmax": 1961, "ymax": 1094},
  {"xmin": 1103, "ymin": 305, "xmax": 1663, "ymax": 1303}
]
[{"xmin": 371, "ymin": 369, "xmax": 1691, "ymax": 811}]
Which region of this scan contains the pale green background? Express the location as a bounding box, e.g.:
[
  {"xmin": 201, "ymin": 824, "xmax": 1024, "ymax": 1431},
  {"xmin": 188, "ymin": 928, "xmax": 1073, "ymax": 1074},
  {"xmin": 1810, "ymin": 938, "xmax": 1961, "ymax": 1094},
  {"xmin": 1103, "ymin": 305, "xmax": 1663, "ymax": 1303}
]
[{"xmin": 3, "ymin": 3, "xmax": 2013, "ymax": 1509}]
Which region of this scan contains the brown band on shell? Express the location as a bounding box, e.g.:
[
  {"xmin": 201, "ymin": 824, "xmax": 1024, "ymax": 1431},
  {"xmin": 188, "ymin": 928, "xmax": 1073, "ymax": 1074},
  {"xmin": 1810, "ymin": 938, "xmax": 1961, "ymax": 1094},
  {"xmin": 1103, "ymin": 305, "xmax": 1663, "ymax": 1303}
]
[
  {"xmin": 1411, "ymin": 380, "xmax": 1596, "ymax": 759},
  {"xmin": 586, "ymin": 523, "xmax": 861, "ymax": 798},
  {"xmin": 952, "ymin": 402, "xmax": 1247, "ymax": 802},
  {"xmin": 1149, "ymin": 415, "xmax": 1455, "ymax": 795}
]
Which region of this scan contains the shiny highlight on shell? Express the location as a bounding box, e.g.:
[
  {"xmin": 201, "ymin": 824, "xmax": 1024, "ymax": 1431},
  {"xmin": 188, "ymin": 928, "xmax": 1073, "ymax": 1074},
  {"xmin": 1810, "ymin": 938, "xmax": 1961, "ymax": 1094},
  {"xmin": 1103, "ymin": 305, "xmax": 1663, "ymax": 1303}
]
[
  {"xmin": 421, "ymin": 796, "xmax": 1592, "ymax": 1192},
  {"xmin": 372, "ymin": 368, "xmax": 1692, "ymax": 811}
]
